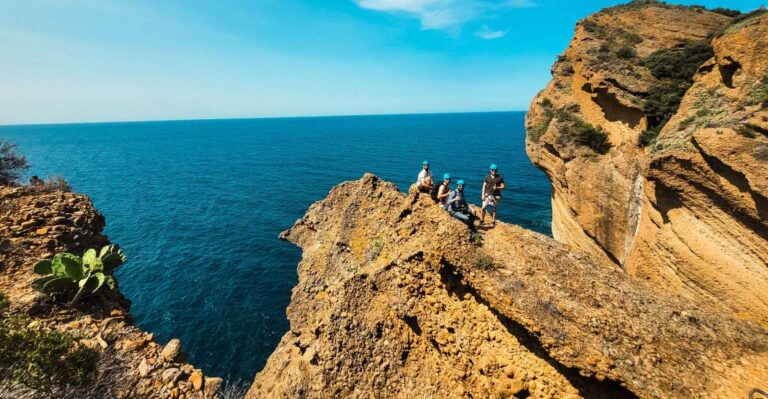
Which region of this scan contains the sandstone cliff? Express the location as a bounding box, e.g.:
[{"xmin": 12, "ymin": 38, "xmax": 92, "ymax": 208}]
[
  {"xmin": 247, "ymin": 174, "xmax": 768, "ymax": 399},
  {"xmin": 525, "ymin": 3, "xmax": 768, "ymax": 326},
  {"xmin": 0, "ymin": 186, "xmax": 220, "ymax": 398}
]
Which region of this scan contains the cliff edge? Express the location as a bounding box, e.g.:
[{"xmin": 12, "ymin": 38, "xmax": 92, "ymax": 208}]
[
  {"xmin": 0, "ymin": 186, "xmax": 220, "ymax": 398},
  {"xmin": 247, "ymin": 174, "xmax": 767, "ymax": 399},
  {"xmin": 525, "ymin": 2, "xmax": 768, "ymax": 325}
]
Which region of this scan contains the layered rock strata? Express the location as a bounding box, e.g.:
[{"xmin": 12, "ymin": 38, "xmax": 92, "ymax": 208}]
[{"xmin": 525, "ymin": 3, "xmax": 768, "ymax": 325}]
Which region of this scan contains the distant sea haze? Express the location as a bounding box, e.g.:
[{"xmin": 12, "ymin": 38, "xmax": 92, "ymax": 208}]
[{"xmin": 0, "ymin": 112, "xmax": 551, "ymax": 381}]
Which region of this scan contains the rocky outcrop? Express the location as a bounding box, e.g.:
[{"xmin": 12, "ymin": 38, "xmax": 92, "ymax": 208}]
[
  {"xmin": 0, "ymin": 186, "xmax": 219, "ymax": 399},
  {"xmin": 247, "ymin": 174, "xmax": 768, "ymax": 399},
  {"xmin": 526, "ymin": 3, "xmax": 768, "ymax": 325}
]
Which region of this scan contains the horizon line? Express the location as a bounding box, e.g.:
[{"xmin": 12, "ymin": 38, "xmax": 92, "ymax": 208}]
[{"xmin": 0, "ymin": 109, "xmax": 527, "ymax": 128}]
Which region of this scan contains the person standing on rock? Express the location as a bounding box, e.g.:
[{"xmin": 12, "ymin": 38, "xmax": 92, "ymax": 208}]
[
  {"xmin": 480, "ymin": 163, "xmax": 505, "ymax": 227},
  {"xmin": 417, "ymin": 160, "xmax": 434, "ymax": 193},
  {"xmin": 444, "ymin": 180, "xmax": 476, "ymax": 229}
]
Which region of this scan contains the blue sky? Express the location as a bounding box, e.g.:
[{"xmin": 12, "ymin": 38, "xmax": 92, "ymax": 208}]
[{"xmin": 0, "ymin": 0, "xmax": 760, "ymax": 124}]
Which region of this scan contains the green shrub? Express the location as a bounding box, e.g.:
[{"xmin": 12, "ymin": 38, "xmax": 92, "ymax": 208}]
[
  {"xmin": 710, "ymin": 7, "xmax": 741, "ymax": 17},
  {"xmin": 528, "ymin": 123, "xmax": 549, "ymax": 143},
  {"xmin": 736, "ymin": 125, "xmax": 759, "ymax": 138},
  {"xmin": 616, "ymin": 46, "xmax": 637, "ymax": 59},
  {"xmin": 643, "ymin": 82, "xmax": 689, "ymax": 135},
  {"xmin": 749, "ymin": 73, "xmax": 768, "ymax": 107},
  {"xmin": 0, "ymin": 140, "xmax": 29, "ymax": 186},
  {"xmin": 0, "ymin": 315, "xmax": 99, "ymax": 390},
  {"xmin": 565, "ymin": 118, "xmax": 612, "ymax": 154},
  {"xmin": 639, "ymin": 127, "xmax": 661, "ymax": 147},
  {"xmin": 645, "ymin": 40, "xmax": 713, "ymax": 81},
  {"xmin": 43, "ymin": 175, "xmax": 71, "ymax": 192},
  {"xmin": 366, "ymin": 238, "xmax": 384, "ymax": 261},
  {"xmin": 722, "ymin": 9, "xmax": 768, "ymax": 36},
  {"xmin": 469, "ymin": 232, "xmax": 484, "ymax": 247},
  {"xmin": 0, "ymin": 292, "xmax": 8, "ymax": 312},
  {"xmin": 474, "ymin": 254, "xmax": 495, "ymax": 270},
  {"xmin": 754, "ymin": 143, "xmax": 768, "ymax": 161},
  {"xmin": 32, "ymin": 245, "xmax": 126, "ymax": 305},
  {"xmin": 559, "ymin": 61, "xmax": 575, "ymax": 76}
]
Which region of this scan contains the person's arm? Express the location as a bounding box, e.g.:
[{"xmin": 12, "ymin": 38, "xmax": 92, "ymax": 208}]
[
  {"xmin": 481, "ymin": 181, "xmax": 487, "ymax": 200},
  {"xmin": 438, "ymin": 186, "xmax": 450, "ymax": 200},
  {"xmin": 498, "ymin": 178, "xmax": 506, "ymax": 191}
]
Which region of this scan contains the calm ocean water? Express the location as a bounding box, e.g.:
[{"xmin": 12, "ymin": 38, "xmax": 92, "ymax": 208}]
[{"xmin": 0, "ymin": 112, "xmax": 551, "ymax": 382}]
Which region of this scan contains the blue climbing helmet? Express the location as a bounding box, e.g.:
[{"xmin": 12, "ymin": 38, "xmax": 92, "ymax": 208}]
[
  {"xmin": 422, "ymin": 160, "xmax": 429, "ymax": 166},
  {"xmin": 443, "ymin": 173, "xmax": 451, "ymax": 180},
  {"xmin": 490, "ymin": 163, "xmax": 498, "ymax": 171},
  {"xmin": 456, "ymin": 179, "xmax": 465, "ymax": 185}
]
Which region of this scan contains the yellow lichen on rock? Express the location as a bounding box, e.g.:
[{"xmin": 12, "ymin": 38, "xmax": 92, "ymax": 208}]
[{"xmin": 247, "ymin": 174, "xmax": 768, "ymax": 399}]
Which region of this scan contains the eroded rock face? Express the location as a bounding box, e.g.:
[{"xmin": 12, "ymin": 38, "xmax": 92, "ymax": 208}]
[
  {"xmin": 526, "ymin": 4, "xmax": 768, "ymax": 325},
  {"xmin": 0, "ymin": 186, "xmax": 212, "ymax": 399},
  {"xmin": 248, "ymin": 174, "xmax": 768, "ymax": 399}
]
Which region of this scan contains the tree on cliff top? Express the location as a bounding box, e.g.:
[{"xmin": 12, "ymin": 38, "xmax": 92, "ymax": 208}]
[{"xmin": 0, "ymin": 140, "xmax": 29, "ymax": 186}]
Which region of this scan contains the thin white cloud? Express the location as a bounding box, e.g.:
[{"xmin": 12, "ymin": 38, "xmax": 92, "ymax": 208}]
[
  {"xmin": 475, "ymin": 25, "xmax": 508, "ymax": 39},
  {"xmin": 353, "ymin": 0, "xmax": 534, "ymax": 31}
]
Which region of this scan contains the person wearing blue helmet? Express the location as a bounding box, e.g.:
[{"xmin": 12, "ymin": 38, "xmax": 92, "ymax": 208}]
[
  {"xmin": 444, "ymin": 179, "xmax": 476, "ymax": 229},
  {"xmin": 431, "ymin": 173, "xmax": 452, "ymax": 206},
  {"xmin": 416, "ymin": 160, "xmax": 434, "ymax": 193},
  {"xmin": 481, "ymin": 163, "xmax": 505, "ymax": 227}
]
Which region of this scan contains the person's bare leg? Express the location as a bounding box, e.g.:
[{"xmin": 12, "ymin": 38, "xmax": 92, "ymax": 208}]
[{"xmin": 480, "ymin": 208, "xmax": 486, "ymax": 224}]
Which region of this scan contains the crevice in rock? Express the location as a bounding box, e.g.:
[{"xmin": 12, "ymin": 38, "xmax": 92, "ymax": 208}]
[
  {"xmin": 604, "ymin": 78, "xmax": 648, "ymax": 97},
  {"xmin": 718, "ymin": 56, "xmax": 741, "ymax": 88},
  {"xmin": 579, "ymin": 223, "xmax": 622, "ymax": 267},
  {"xmin": 691, "ymin": 138, "xmax": 768, "ymax": 225},
  {"xmin": 620, "ymin": 173, "xmax": 644, "ymax": 267},
  {"xmin": 437, "ymin": 260, "xmax": 639, "ymax": 399},
  {"xmin": 582, "ymin": 83, "xmax": 644, "ymax": 128},
  {"xmin": 402, "ymin": 315, "xmax": 422, "ymax": 336},
  {"xmin": 649, "ymin": 156, "xmax": 768, "ymax": 241},
  {"xmin": 543, "ymin": 143, "xmax": 561, "ymax": 158}
]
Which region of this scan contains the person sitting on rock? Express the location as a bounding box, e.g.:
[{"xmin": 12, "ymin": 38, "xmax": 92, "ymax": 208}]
[
  {"xmin": 417, "ymin": 160, "xmax": 434, "ymax": 193},
  {"xmin": 444, "ymin": 180, "xmax": 476, "ymax": 229},
  {"xmin": 480, "ymin": 163, "xmax": 505, "ymax": 227},
  {"xmin": 431, "ymin": 173, "xmax": 452, "ymax": 206},
  {"xmin": 29, "ymin": 175, "xmax": 43, "ymax": 188}
]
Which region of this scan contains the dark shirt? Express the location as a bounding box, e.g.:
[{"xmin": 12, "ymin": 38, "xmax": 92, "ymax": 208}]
[{"xmin": 484, "ymin": 174, "xmax": 505, "ymax": 197}]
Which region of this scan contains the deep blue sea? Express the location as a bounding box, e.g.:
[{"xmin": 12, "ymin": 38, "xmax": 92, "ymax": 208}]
[{"xmin": 0, "ymin": 112, "xmax": 551, "ymax": 382}]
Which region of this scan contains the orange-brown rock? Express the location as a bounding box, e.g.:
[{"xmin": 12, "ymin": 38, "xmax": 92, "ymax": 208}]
[
  {"xmin": 526, "ymin": 3, "xmax": 768, "ymax": 325},
  {"xmin": 0, "ymin": 186, "xmax": 215, "ymax": 399},
  {"xmin": 247, "ymin": 174, "xmax": 768, "ymax": 399}
]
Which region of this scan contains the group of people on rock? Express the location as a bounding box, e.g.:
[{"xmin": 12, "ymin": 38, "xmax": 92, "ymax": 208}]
[{"xmin": 416, "ymin": 160, "xmax": 505, "ymax": 229}]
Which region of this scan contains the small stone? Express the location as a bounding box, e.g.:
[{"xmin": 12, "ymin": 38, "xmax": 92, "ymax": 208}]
[
  {"xmin": 35, "ymin": 227, "xmax": 49, "ymax": 235},
  {"xmin": 508, "ymin": 379, "xmax": 525, "ymax": 395},
  {"xmin": 139, "ymin": 359, "xmax": 152, "ymax": 377},
  {"xmin": 161, "ymin": 339, "xmax": 181, "ymax": 362},
  {"xmin": 122, "ymin": 337, "xmax": 149, "ymax": 352},
  {"xmin": 188, "ymin": 370, "xmax": 203, "ymax": 391},
  {"xmin": 79, "ymin": 339, "xmax": 98, "ymax": 350},
  {"xmin": 162, "ymin": 368, "xmax": 181, "ymax": 384},
  {"xmin": 204, "ymin": 377, "xmax": 223, "ymax": 395},
  {"xmin": 110, "ymin": 309, "xmax": 125, "ymax": 317},
  {"xmin": 20, "ymin": 220, "xmax": 37, "ymax": 229},
  {"xmin": 95, "ymin": 334, "xmax": 108, "ymax": 349}
]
